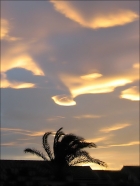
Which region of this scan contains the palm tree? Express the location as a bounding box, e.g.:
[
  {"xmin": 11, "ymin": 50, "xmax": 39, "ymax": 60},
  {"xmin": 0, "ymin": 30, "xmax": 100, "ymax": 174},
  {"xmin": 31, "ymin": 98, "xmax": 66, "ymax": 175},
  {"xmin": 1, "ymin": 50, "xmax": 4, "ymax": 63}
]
[{"xmin": 24, "ymin": 127, "xmax": 107, "ymax": 180}]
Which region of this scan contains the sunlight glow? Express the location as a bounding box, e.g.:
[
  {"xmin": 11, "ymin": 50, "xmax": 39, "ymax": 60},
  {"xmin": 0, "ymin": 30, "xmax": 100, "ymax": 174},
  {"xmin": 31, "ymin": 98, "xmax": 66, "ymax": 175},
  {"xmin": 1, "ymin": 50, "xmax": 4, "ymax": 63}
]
[
  {"xmin": 120, "ymin": 86, "xmax": 139, "ymax": 101},
  {"xmin": 51, "ymin": 1, "xmax": 139, "ymax": 29},
  {"xmin": 1, "ymin": 19, "xmax": 9, "ymax": 39},
  {"xmin": 81, "ymin": 73, "xmax": 102, "ymax": 79},
  {"xmin": 91, "ymin": 10, "xmax": 138, "ymax": 28},
  {"xmin": 1, "ymin": 73, "xmax": 36, "ymax": 89},
  {"xmin": 2, "ymin": 55, "xmax": 44, "ymax": 76}
]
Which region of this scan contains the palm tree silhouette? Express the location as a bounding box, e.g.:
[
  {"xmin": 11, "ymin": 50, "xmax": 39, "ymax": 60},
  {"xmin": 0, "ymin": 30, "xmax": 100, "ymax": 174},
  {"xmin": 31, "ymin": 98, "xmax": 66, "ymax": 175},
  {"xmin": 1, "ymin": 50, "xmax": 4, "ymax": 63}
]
[{"xmin": 24, "ymin": 127, "xmax": 107, "ymax": 180}]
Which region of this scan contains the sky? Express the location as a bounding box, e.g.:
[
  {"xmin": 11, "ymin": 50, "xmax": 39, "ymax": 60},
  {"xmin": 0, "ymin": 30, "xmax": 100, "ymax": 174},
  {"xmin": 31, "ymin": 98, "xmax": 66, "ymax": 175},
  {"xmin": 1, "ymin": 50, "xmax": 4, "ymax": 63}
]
[{"xmin": 1, "ymin": 0, "xmax": 139, "ymax": 170}]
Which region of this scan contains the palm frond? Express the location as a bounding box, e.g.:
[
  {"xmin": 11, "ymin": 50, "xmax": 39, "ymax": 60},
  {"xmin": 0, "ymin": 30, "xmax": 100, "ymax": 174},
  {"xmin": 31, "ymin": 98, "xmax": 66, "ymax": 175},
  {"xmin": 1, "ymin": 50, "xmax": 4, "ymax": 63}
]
[
  {"xmin": 68, "ymin": 150, "xmax": 107, "ymax": 167},
  {"xmin": 43, "ymin": 132, "xmax": 53, "ymax": 160},
  {"xmin": 69, "ymin": 158, "xmax": 91, "ymax": 166},
  {"xmin": 61, "ymin": 134, "xmax": 84, "ymax": 146},
  {"xmin": 53, "ymin": 127, "xmax": 65, "ymax": 157},
  {"xmin": 24, "ymin": 148, "xmax": 48, "ymax": 161}
]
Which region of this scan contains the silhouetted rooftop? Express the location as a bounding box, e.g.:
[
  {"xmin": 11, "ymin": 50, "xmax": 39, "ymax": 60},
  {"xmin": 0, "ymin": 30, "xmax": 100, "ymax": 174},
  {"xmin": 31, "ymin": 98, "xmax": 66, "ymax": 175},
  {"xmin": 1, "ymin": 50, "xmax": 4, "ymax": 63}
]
[{"xmin": 0, "ymin": 160, "xmax": 140, "ymax": 186}]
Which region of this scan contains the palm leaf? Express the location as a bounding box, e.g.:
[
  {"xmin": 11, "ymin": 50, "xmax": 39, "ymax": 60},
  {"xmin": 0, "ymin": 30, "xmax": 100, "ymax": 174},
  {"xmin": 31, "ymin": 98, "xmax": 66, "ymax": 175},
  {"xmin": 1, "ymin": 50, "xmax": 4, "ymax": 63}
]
[
  {"xmin": 24, "ymin": 148, "xmax": 48, "ymax": 161},
  {"xmin": 53, "ymin": 127, "xmax": 65, "ymax": 157},
  {"xmin": 43, "ymin": 132, "xmax": 53, "ymax": 160}
]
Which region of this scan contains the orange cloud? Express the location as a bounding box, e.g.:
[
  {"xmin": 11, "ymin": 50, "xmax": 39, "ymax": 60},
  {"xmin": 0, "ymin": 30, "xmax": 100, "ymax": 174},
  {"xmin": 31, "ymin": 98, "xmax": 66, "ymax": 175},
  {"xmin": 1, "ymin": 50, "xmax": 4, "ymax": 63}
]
[
  {"xmin": 100, "ymin": 123, "xmax": 131, "ymax": 133},
  {"xmin": 81, "ymin": 73, "xmax": 102, "ymax": 80},
  {"xmin": 2, "ymin": 52, "xmax": 44, "ymax": 76},
  {"xmin": 1, "ymin": 73, "xmax": 36, "ymax": 89},
  {"xmin": 1, "ymin": 142, "xmax": 17, "ymax": 146},
  {"xmin": 1, "ymin": 127, "xmax": 44, "ymax": 137},
  {"xmin": 120, "ymin": 86, "xmax": 139, "ymax": 101},
  {"xmin": 1, "ymin": 18, "xmax": 44, "ymax": 80},
  {"xmin": 1, "ymin": 19, "xmax": 9, "ymax": 39},
  {"xmin": 52, "ymin": 95, "xmax": 76, "ymax": 106},
  {"xmin": 87, "ymin": 136, "xmax": 110, "ymax": 143},
  {"xmin": 1, "ymin": 18, "xmax": 21, "ymax": 41},
  {"xmin": 109, "ymin": 141, "xmax": 140, "ymax": 147},
  {"xmin": 74, "ymin": 114, "xmax": 101, "ymax": 119},
  {"xmin": 52, "ymin": 64, "xmax": 139, "ymax": 106},
  {"xmin": 51, "ymin": 1, "xmax": 138, "ymax": 29},
  {"xmin": 99, "ymin": 141, "xmax": 140, "ymax": 148}
]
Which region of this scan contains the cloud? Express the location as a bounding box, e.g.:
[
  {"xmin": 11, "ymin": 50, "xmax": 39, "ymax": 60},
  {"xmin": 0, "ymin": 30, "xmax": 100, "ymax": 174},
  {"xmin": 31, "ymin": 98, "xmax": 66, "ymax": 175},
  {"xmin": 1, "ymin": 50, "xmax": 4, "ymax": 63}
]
[
  {"xmin": 1, "ymin": 127, "xmax": 45, "ymax": 137},
  {"xmin": 1, "ymin": 18, "xmax": 45, "ymax": 84},
  {"xmin": 46, "ymin": 115, "xmax": 65, "ymax": 122},
  {"xmin": 109, "ymin": 141, "xmax": 140, "ymax": 147},
  {"xmin": 120, "ymin": 86, "xmax": 139, "ymax": 101},
  {"xmin": 1, "ymin": 19, "xmax": 9, "ymax": 39},
  {"xmin": 100, "ymin": 123, "xmax": 131, "ymax": 133},
  {"xmin": 74, "ymin": 114, "xmax": 101, "ymax": 119},
  {"xmin": 51, "ymin": 1, "xmax": 138, "ymax": 29},
  {"xmin": 87, "ymin": 136, "xmax": 110, "ymax": 143},
  {"xmin": 1, "ymin": 72, "xmax": 36, "ymax": 89},
  {"xmin": 52, "ymin": 94, "xmax": 76, "ymax": 106},
  {"xmin": 1, "ymin": 142, "xmax": 17, "ymax": 146},
  {"xmin": 99, "ymin": 141, "xmax": 139, "ymax": 148},
  {"xmin": 81, "ymin": 73, "xmax": 102, "ymax": 80},
  {"xmin": 1, "ymin": 18, "xmax": 21, "ymax": 41},
  {"xmin": 52, "ymin": 64, "xmax": 139, "ymax": 105},
  {"xmin": 2, "ymin": 52, "xmax": 44, "ymax": 76}
]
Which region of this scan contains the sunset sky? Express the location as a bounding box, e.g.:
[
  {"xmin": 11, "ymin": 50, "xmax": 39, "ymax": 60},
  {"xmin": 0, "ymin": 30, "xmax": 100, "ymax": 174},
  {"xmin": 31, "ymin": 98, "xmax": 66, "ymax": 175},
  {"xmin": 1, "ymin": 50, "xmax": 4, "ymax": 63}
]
[{"xmin": 1, "ymin": 0, "xmax": 139, "ymax": 170}]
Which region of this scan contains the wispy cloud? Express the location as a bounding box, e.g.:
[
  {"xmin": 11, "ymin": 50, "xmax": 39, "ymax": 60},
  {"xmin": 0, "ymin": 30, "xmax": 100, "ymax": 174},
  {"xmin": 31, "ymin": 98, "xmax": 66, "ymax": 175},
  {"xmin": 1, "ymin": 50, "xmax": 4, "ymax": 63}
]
[
  {"xmin": 1, "ymin": 127, "xmax": 45, "ymax": 137},
  {"xmin": 74, "ymin": 114, "xmax": 101, "ymax": 119},
  {"xmin": 120, "ymin": 86, "xmax": 139, "ymax": 101},
  {"xmin": 100, "ymin": 123, "xmax": 131, "ymax": 133},
  {"xmin": 99, "ymin": 141, "xmax": 139, "ymax": 148},
  {"xmin": 51, "ymin": 1, "xmax": 138, "ymax": 29},
  {"xmin": 87, "ymin": 136, "xmax": 110, "ymax": 143},
  {"xmin": 46, "ymin": 115, "xmax": 65, "ymax": 122},
  {"xmin": 1, "ymin": 142, "xmax": 17, "ymax": 146}
]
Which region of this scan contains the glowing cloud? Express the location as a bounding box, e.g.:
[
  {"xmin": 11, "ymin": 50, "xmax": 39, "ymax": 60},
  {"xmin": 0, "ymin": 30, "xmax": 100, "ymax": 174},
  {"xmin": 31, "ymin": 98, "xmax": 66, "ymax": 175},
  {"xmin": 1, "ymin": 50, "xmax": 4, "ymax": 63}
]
[
  {"xmin": 1, "ymin": 18, "xmax": 44, "ymax": 76},
  {"xmin": 1, "ymin": 18, "xmax": 21, "ymax": 41},
  {"xmin": 74, "ymin": 114, "xmax": 101, "ymax": 119},
  {"xmin": 87, "ymin": 136, "xmax": 110, "ymax": 143},
  {"xmin": 81, "ymin": 73, "xmax": 102, "ymax": 80},
  {"xmin": 1, "ymin": 73, "xmax": 36, "ymax": 89},
  {"xmin": 52, "ymin": 95, "xmax": 76, "ymax": 106},
  {"xmin": 52, "ymin": 64, "xmax": 139, "ymax": 106},
  {"xmin": 100, "ymin": 123, "xmax": 131, "ymax": 133},
  {"xmin": 1, "ymin": 142, "xmax": 17, "ymax": 146},
  {"xmin": 1, "ymin": 19, "xmax": 9, "ymax": 39},
  {"xmin": 51, "ymin": 1, "xmax": 138, "ymax": 29},
  {"xmin": 1, "ymin": 127, "xmax": 45, "ymax": 137},
  {"xmin": 99, "ymin": 141, "xmax": 140, "ymax": 148},
  {"xmin": 109, "ymin": 141, "xmax": 140, "ymax": 147},
  {"xmin": 2, "ymin": 53, "xmax": 44, "ymax": 76},
  {"xmin": 90, "ymin": 10, "xmax": 138, "ymax": 28},
  {"xmin": 120, "ymin": 86, "xmax": 139, "ymax": 101}
]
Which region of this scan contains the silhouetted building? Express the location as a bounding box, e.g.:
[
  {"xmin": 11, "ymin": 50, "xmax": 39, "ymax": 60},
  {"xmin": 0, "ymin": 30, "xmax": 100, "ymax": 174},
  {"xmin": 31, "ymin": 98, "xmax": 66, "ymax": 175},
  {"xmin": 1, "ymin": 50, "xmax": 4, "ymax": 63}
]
[{"xmin": 0, "ymin": 160, "xmax": 140, "ymax": 186}]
